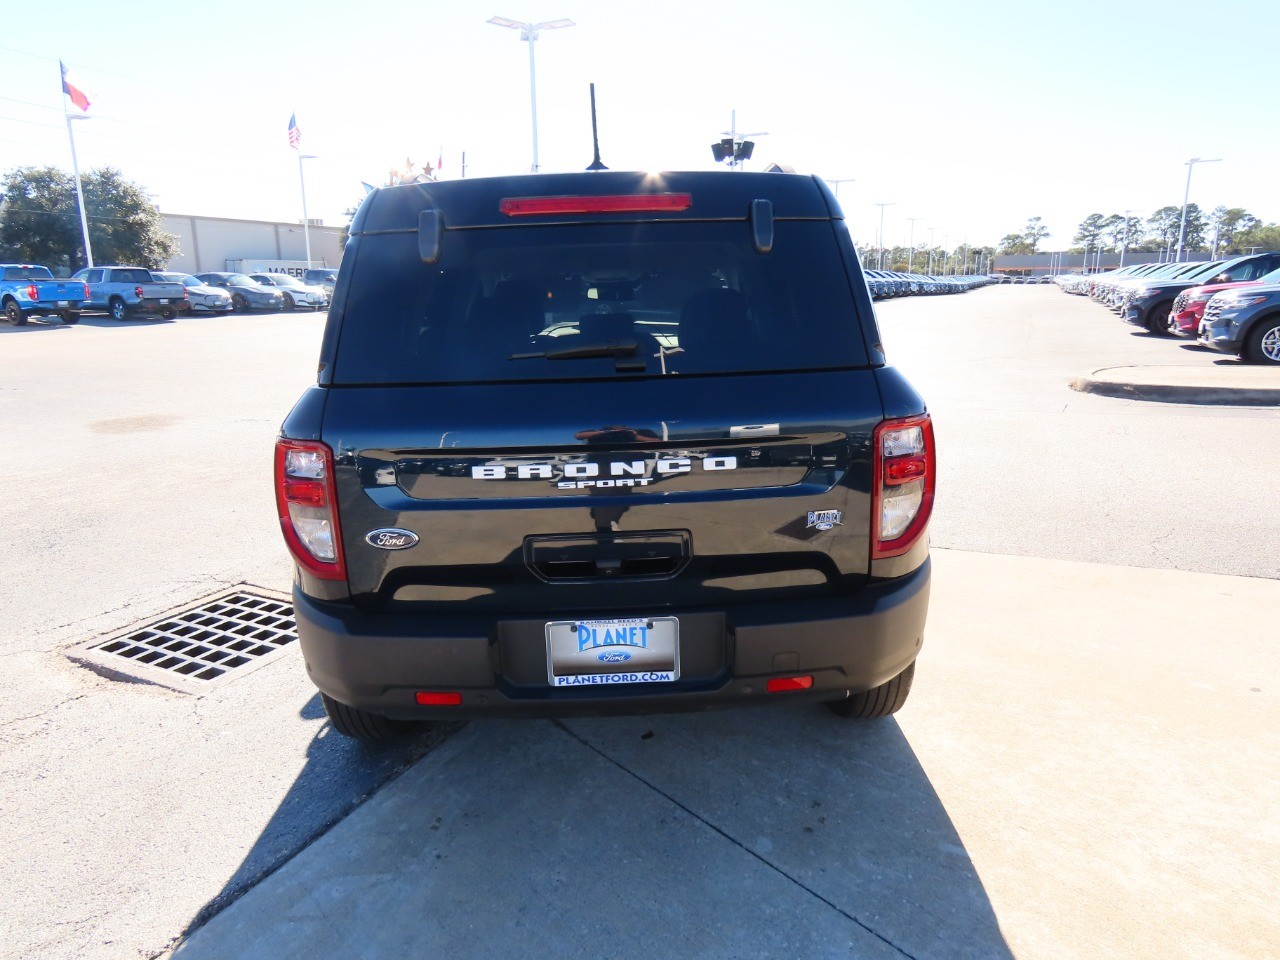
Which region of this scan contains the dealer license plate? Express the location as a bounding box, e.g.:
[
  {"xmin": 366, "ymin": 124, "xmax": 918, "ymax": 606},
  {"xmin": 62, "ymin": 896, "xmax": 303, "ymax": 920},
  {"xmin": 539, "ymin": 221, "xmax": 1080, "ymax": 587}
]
[
  {"xmin": 546, "ymin": 616, "xmax": 679, "ymax": 687},
  {"xmin": 57, "ymin": 300, "xmax": 69, "ymax": 307},
  {"xmin": 160, "ymin": 299, "xmax": 170, "ymax": 304}
]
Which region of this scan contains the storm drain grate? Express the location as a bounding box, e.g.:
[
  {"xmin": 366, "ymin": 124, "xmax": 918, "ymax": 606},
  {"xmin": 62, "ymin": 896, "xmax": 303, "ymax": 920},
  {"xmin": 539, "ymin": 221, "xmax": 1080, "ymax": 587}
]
[{"xmin": 70, "ymin": 587, "xmax": 296, "ymax": 693}]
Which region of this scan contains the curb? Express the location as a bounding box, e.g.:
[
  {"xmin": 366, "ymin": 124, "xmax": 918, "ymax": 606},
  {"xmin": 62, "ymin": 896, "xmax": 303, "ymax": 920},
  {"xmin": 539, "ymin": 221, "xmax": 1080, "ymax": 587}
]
[{"xmin": 1070, "ymin": 367, "xmax": 1280, "ymax": 406}]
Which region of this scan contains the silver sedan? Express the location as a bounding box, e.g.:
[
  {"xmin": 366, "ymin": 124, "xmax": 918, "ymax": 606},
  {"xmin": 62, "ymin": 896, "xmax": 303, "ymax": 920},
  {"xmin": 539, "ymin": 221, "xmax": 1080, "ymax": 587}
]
[{"xmin": 248, "ymin": 274, "xmax": 329, "ymax": 311}]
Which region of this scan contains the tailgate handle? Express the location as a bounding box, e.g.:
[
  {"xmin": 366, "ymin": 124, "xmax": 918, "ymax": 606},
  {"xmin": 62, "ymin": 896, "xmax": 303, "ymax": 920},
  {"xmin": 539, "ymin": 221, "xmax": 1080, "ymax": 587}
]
[{"xmin": 729, "ymin": 423, "xmax": 779, "ymax": 438}]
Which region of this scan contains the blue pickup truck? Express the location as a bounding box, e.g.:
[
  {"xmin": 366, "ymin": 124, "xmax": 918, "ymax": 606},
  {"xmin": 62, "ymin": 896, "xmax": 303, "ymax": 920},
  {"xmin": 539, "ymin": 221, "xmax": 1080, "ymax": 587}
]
[
  {"xmin": 71, "ymin": 266, "xmax": 187, "ymax": 320},
  {"xmin": 1, "ymin": 264, "xmax": 89, "ymax": 325}
]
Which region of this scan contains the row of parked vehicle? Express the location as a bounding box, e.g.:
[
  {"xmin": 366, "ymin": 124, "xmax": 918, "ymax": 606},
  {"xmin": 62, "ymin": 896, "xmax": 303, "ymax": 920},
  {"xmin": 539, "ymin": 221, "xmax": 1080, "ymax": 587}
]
[
  {"xmin": 0, "ymin": 263, "xmax": 338, "ymax": 325},
  {"xmin": 865, "ymin": 270, "xmax": 994, "ymax": 299},
  {"xmin": 1055, "ymin": 253, "xmax": 1280, "ymax": 365}
]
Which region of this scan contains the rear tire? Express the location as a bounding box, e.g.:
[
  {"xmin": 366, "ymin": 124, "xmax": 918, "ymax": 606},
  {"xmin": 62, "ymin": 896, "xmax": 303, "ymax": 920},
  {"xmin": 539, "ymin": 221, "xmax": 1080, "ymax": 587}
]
[
  {"xmin": 59, "ymin": 310, "xmax": 80, "ymax": 325},
  {"xmin": 5, "ymin": 301, "xmax": 26, "ymax": 325},
  {"xmin": 109, "ymin": 298, "xmax": 128, "ymax": 321},
  {"xmin": 826, "ymin": 660, "xmax": 916, "ymax": 719},
  {"xmin": 1243, "ymin": 317, "xmax": 1280, "ymax": 365},
  {"xmin": 321, "ymin": 692, "xmax": 417, "ymax": 740}
]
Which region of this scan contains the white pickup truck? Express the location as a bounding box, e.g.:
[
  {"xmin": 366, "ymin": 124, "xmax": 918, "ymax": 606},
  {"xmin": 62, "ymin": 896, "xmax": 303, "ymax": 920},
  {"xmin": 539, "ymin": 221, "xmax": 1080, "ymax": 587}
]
[{"xmin": 71, "ymin": 266, "xmax": 187, "ymax": 320}]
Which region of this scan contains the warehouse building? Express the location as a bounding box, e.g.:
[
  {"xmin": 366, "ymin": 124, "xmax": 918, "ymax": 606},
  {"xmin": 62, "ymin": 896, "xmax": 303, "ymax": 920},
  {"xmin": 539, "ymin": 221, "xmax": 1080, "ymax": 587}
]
[{"xmin": 160, "ymin": 213, "xmax": 345, "ymax": 275}]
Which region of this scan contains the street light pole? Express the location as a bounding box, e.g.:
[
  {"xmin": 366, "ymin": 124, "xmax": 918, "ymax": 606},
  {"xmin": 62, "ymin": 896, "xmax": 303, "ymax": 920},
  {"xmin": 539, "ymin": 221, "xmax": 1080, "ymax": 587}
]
[
  {"xmin": 1176, "ymin": 157, "xmax": 1221, "ymax": 262},
  {"xmin": 488, "ymin": 16, "xmax": 575, "ymax": 173},
  {"xmin": 906, "ymin": 217, "xmax": 924, "ymax": 272},
  {"xmin": 874, "ymin": 202, "xmax": 895, "ymax": 270},
  {"xmin": 927, "ymin": 228, "xmax": 936, "ymax": 274}
]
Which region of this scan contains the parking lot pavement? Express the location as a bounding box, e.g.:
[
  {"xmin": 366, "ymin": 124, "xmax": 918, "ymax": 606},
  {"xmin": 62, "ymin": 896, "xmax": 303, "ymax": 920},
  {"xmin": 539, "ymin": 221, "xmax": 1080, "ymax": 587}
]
[{"xmin": 169, "ymin": 548, "xmax": 1280, "ymax": 960}]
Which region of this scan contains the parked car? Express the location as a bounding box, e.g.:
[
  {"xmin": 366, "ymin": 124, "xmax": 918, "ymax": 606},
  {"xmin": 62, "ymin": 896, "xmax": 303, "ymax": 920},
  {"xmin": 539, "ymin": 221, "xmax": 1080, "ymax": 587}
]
[
  {"xmin": 1167, "ymin": 262, "xmax": 1280, "ymax": 337},
  {"xmin": 1121, "ymin": 253, "xmax": 1280, "ymax": 334},
  {"xmin": 71, "ymin": 266, "xmax": 187, "ymax": 320},
  {"xmin": 1, "ymin": 263, "xmax": 88, "ymax": 325},
  {"xmin": 1199, "ymin": 285, "xmax": 1280, "ymax": 364},
  {"xmin": 193, "ymin": 273, "xmax": 285, "ymax": 312},
  {"xmin": 248, "ymin": 273, "xmax": 329, "ymax": 311},
  {"xmin": 302, "ymin": 268, "xmax": 338, "ymax": 297},
  {"xmin": 152, "ymin": 272, "xmax": 234, "ymax": 315},
  {"xmin": 277, "ymin": 170, "xmax": 935, "ymax": 738}
]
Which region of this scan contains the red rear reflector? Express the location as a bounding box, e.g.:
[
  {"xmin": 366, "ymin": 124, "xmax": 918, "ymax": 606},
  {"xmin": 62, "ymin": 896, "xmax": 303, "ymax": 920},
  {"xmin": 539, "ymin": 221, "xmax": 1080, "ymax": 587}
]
[
  {"xmin": 766, "ymin": 676, "xmax": 814, "ymax": 693},
  {"xmin": 415, "ymin": 691, "xmax": 462, "ymax": 706},
  {"xmin": 885, "ymin": 456, "xmax": 927, "ymax": 484},
  {"xmin": 500, "ymin": 194, "xmax": 692, "ymax": 216},
  {"xmin": 283, "ymin": 478, "xmax": 327, "ymax": 507}
]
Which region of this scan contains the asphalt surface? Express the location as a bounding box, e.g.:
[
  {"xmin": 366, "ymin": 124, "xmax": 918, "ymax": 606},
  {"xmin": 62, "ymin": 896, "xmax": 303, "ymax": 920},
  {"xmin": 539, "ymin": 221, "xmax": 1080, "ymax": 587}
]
[{"xmin": 1, "ymin": 290, "xmax": 1276, "ymax": 960}]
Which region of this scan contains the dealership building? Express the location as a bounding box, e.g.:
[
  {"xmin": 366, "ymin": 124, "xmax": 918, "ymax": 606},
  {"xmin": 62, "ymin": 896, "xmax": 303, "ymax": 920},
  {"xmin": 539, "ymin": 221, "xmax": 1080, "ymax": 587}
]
[{"xmin": 160, "ymin": 213, "xmax": 345, "ymax": 275}]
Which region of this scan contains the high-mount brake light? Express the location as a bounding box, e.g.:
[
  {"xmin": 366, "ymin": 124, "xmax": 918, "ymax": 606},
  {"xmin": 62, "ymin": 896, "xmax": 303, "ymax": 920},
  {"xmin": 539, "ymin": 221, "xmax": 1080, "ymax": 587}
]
[
  {"xmin": 871, "ymin": 415, "xmax": 936, "ymax": 560},
  {"xmin": 499, "ymin": 194, "xmax": 693, "ymax": 217},
  {"xmin": 274, "ymin": 438, "xmax": 347, "ymax": 580}
]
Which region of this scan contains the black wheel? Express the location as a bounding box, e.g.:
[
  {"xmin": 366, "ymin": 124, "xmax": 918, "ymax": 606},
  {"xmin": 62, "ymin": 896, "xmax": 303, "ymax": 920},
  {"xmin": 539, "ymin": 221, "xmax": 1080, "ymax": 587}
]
[
  {"xmin": 321, "ymin": 692, "xmax": 417, "ymax": 740},
  {"xmin": 232, "ymin": 293, "xmax": 249, "ymax": 313},
  {"xmin": 826, "ymin": 660, "xmax": 916, "ymax": 719},
  {"xmin": 282, "ymin": 293, "xmax": 296, "ymax": 311},
  {"xmin": 4, "ymin": 301, "xmax": 26, "ymax": 326},
  {"xmin": 59, "ymin": 310, "xmax": 80, "ymax": 325},
  {"xmin": 109, "ymin": 298, "xmax": 128, "ymax": 321},
  {"xmin": 1243, "ymin": 317, "xmax": 1280, "ymax": 365},
  {"xmin": 160, "ymin": 306, "xmax": 177, "ymax": 320},
  {"xmin": 1145, "ymin": 303, "xmax": 1173, "ymax": 335}
]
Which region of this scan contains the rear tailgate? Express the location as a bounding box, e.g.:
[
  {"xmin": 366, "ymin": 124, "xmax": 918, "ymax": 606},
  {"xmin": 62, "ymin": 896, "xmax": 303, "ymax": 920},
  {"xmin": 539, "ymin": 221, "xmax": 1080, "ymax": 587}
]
[
  {"xmin": 326, "ymin": 372, "xmax": 882, "ymax": 611},
  {"xmin": 34, "ymin": 280, "xmax": 87, "ymax": 304}
]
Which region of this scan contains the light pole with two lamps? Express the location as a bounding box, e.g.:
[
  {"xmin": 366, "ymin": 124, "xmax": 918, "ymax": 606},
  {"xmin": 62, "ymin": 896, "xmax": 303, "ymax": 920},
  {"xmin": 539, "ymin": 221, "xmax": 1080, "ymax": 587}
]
[
  {"xmin": 1176, "ymin": 157, "xmax": 1221, "ymax": 262},
  {"xmin": 487, "ymin": 16, "xmax": 576, "ymax": 173}
]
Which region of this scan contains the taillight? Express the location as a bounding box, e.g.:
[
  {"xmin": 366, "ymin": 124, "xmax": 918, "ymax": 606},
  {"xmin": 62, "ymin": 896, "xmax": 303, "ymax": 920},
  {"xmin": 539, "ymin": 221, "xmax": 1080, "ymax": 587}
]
[
  {"xmin": 274, "ymin": 438, "xmax": 346, "ymax": 580},
  {"xmin": 82, "ymin": 283, "xmax": 90, "ymax": 299},
  {"xmin": 871, "ymin": 414, "xmax": 935, "ymax": 560},
  {"xmin": 134, "ymin": 285, "xmax": 144, "ymax": 298},
  {"xmin": 500, "ymin": 194, "xmax": 692, "ymax": 216},
  {"xmin": 26, "ymin": 284, "xmax": 38, "ymax": 300}
]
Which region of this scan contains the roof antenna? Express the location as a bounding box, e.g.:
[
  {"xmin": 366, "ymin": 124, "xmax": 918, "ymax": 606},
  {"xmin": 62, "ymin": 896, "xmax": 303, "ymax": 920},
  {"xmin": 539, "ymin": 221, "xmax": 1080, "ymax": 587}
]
[{"xmin": 586, "ymin": 83, "xmax": 608, "ymax": 171}]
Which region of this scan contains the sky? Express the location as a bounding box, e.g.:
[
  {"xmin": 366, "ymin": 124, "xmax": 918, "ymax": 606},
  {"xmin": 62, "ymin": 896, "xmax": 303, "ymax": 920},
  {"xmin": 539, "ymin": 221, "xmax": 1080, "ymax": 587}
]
[{"xmin": 2, "ymin": 0, "xmax": 1278, "ymax": 253}]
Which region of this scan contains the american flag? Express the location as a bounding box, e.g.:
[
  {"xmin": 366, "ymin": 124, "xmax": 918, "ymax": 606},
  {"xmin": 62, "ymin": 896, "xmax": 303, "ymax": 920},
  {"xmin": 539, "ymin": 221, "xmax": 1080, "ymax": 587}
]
[{"xmin": 287, "ymin": 113, "xmax": 301, "ymax": 150}]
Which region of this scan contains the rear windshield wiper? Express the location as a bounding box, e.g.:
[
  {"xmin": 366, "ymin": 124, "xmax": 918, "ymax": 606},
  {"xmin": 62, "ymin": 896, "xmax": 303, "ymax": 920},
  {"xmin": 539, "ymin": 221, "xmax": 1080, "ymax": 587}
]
[{"xmin": 509, "ymin": 339, "xmax": 638, "ymax": 361}]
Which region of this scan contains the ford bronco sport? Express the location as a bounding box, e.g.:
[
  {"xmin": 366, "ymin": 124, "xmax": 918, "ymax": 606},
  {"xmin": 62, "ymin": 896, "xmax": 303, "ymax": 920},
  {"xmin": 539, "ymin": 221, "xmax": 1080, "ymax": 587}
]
[{"xmin": 276, "ymin": 170, "xmax": 934, "ymax": 738}]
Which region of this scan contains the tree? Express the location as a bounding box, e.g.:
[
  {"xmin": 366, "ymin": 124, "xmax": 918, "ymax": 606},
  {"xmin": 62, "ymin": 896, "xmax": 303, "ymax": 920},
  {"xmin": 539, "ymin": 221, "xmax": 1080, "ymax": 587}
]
[
  {"xmin": 1023, "ymin": 216, "xmax": 1049, "ymax": 253},
  {"xmin": 1146, "ymin": 206, "xmax": 1182, "ymax": 254},
  {"xmin": 0, "ymin": 165, "xmax": 177, "ymax": 272},
  {"xmin": 998, "ymin": 233, "xmax": 1030, "ymax": 255},
  {"xmin": 1072, "ymin": 213, "xmax": 1106, "ymax": 253},
  {"xmin": 1208, "ymin": 206, "xmax": 1259, "ymax": 254},
  {"xmin": 1234, "ymin": 221, "xmax": 1280, "ymax": 254}
]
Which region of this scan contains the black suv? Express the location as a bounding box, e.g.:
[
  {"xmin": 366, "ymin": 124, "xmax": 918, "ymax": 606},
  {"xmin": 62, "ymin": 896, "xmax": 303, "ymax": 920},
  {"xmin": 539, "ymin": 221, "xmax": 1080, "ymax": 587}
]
[{"xmin": 276, "ymin": 171, "xmax": 935, "ymax": 738}]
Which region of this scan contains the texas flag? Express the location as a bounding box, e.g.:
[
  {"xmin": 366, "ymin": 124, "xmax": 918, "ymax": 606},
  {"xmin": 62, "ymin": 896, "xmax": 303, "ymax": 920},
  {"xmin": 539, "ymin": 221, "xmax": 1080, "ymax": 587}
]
[{"xmin": 60, "ymin": 61, "xmax": 91, "ymax": 112}]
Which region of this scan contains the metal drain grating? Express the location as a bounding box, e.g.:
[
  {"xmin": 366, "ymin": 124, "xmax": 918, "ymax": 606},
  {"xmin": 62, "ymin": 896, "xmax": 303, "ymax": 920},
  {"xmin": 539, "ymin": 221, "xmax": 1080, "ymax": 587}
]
[{"xmin": 69, "ymin": 587, "xmax": 296, "ymax": 693}]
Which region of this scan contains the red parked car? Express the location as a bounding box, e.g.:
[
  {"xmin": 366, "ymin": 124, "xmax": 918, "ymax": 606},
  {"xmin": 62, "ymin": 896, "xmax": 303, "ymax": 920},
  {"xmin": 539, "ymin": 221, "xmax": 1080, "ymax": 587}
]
[{"xmin": 1168, "ymin": 264, "xmax": 1280, "ymax": 337}]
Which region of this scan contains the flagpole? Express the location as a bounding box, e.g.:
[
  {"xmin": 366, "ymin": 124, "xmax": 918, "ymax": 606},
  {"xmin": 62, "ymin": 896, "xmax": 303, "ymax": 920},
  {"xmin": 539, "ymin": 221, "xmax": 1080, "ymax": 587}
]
[
  {"xmin": 297, "ymin": 152, "xmax": 312, "ymax": 269},
  {"xmin": 62, "ymin": 67, "xmax": 93, "ymax": 268}
]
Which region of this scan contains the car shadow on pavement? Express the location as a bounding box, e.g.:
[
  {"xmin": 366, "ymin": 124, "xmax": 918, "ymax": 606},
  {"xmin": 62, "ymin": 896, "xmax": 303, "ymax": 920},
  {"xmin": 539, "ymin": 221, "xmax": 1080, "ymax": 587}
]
[
  {"xmin": 561, "ymin": 707, "xmax": 1014, "ymax": 959},
  {"xmin": 0, "ymin": 320, "xmax": 74, "ymax": 334},
  {"xmin": 178, "ymin": 694, "xmax": 461, "ymax": 940},
  {"xmin": 176, "ymin": 705, "xmax": 1011, "ymax": 960},
  {"xmin": 75, "ymin": 316, "xmax": 175, "ymax": 327}
]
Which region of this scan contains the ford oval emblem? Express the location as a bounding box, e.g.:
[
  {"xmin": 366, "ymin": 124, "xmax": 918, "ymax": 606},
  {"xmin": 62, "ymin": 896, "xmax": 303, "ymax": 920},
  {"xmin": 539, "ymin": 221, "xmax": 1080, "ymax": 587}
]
[
  {"xmin": 365, "ymin": 528, "xmax": 419, "ymax": 550},
  {"xmin": 597, "ymin": 651, "xmax": 632, "ymax": 664}
]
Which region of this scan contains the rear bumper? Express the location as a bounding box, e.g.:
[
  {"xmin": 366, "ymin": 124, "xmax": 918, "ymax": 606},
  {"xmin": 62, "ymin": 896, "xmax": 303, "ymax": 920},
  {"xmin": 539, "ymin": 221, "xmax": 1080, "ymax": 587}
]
[{"xmin": 294, "ymin": 558, "xmax": 931, "ymax": 719}]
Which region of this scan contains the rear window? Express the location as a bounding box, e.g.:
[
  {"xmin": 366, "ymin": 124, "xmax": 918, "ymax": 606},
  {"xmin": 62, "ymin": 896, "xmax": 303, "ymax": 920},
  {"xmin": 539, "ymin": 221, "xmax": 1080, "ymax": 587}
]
[
  {"xmin": 332, "ymin": 220, "xmax": 868, "ymax": 384},
  {"xmin": 4, "ymin": 266, "xmax": 54, "ymax": 281}
]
